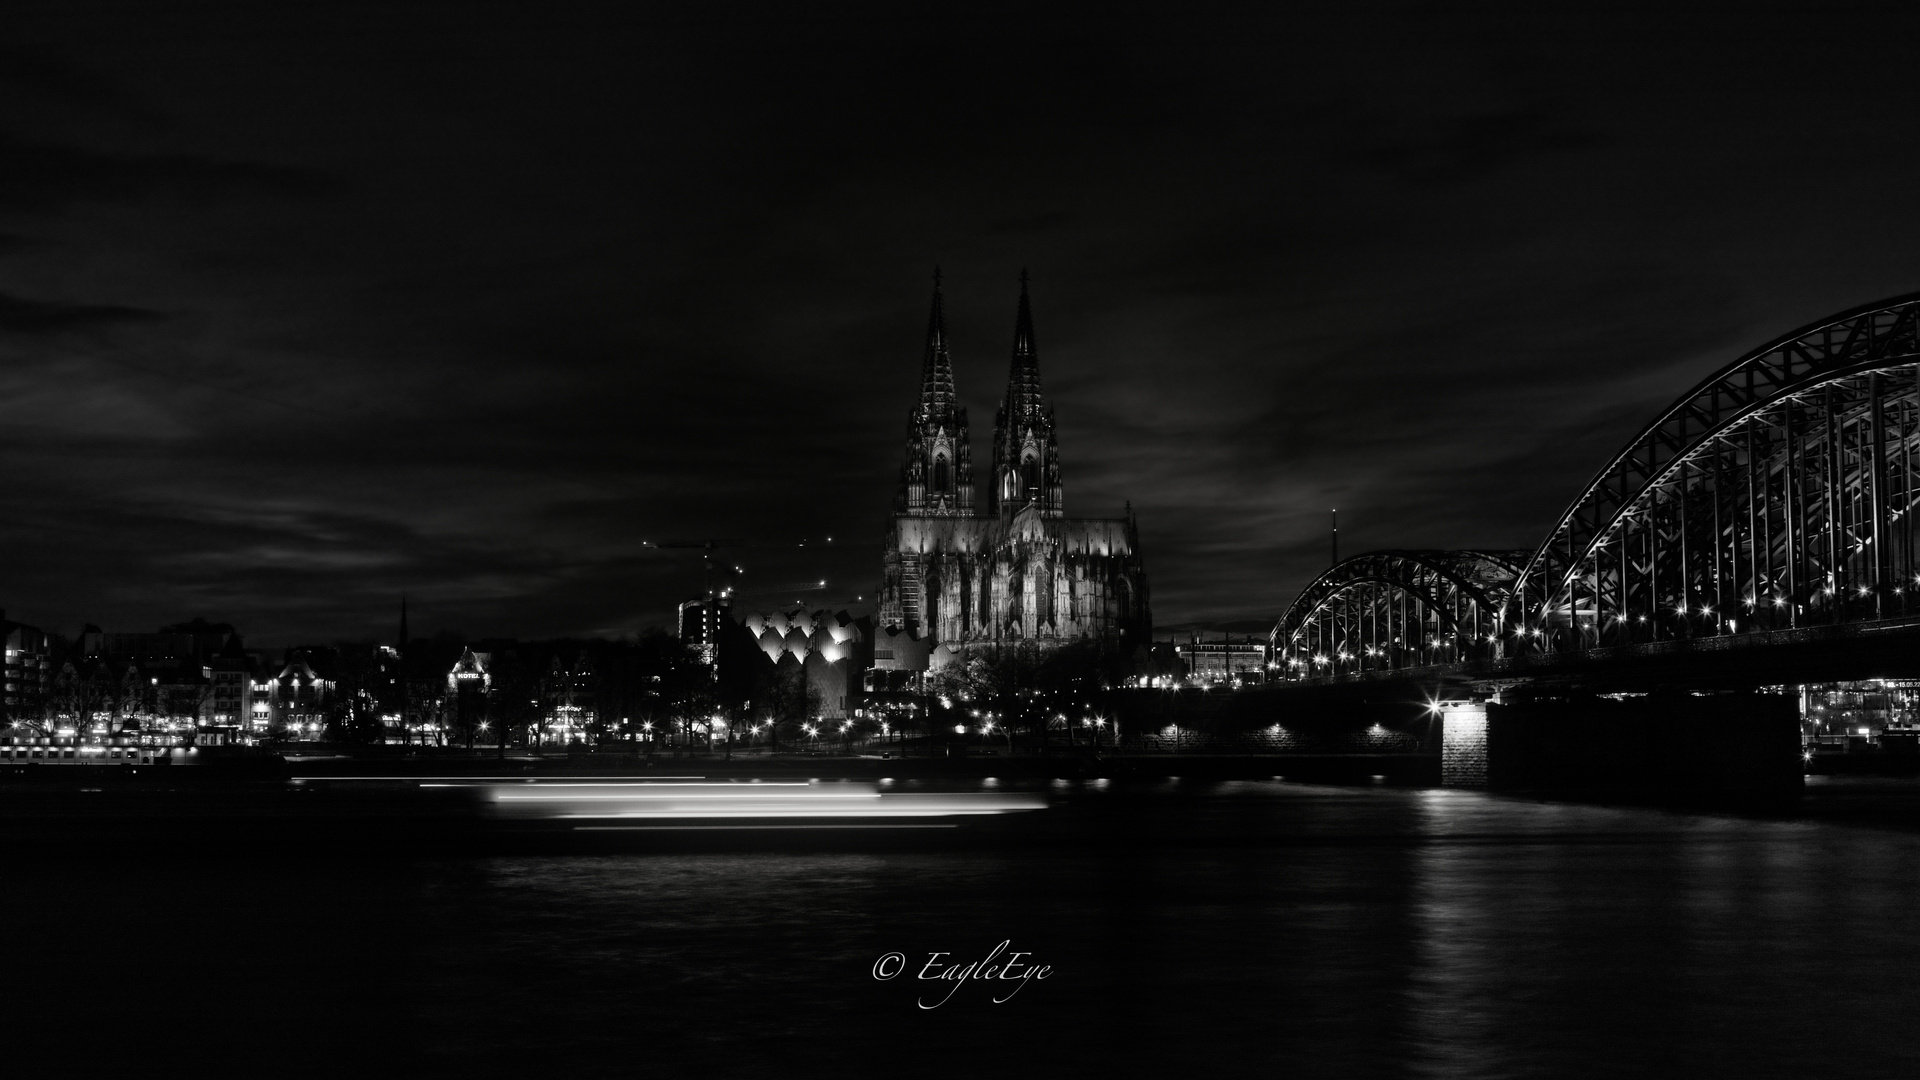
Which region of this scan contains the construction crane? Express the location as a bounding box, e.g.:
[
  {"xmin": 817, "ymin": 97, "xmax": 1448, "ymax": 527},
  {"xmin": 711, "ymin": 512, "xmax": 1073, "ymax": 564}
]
[
  {"xmin": 644, "ymin": 537, "xmax": 844, "ymax": 671},
  {"xmin": 730, "ymin": 579, "xmax": 831, "ymax": 606},
  {"xmin": 645, "ymin": 536, "xmax": 846, "ymax": 603},
  {"xmin": 651, "ymin": 538, "xmax": 745, "ymax": 603},
  {"xmin": 648, "ymin": 539, "xmax": 745, "ymax": 671}
]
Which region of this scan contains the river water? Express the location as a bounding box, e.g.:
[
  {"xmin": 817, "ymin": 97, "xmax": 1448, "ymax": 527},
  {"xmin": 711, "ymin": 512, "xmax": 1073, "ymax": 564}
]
[{"xmin": 13, "ymin": 776, "xmax": 1920, "ymax": 1078}]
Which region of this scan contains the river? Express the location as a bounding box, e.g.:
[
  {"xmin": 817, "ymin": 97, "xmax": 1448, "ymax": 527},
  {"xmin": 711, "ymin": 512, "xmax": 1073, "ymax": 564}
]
[{"xmin": 10, "ymin": 775, "xmax": 1918, "ymax": 1078}]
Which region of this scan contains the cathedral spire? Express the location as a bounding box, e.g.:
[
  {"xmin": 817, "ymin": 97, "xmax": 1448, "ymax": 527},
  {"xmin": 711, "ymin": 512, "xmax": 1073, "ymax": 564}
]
[
  {"xmin": 918, "ymin": 267, "xmax": 957, "ymax": 411},
  {"xmin": 1012, "ymin": 268, "xmax": 1035, "ymax": 356},
  {"xmin": 1008, "ymin": 268, "xmax": 1040, "ymax": 402},
  {"xmin": 894, "ymin": 269, "xmax": 973, "ymax": 517},
  {"xmin": 990, "ymin": 270, "xmax": 1063, "ymax": 517}
]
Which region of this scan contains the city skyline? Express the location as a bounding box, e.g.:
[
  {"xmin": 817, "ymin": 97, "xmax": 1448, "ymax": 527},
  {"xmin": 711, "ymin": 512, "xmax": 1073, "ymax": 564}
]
[{"xmin": 10, "ymin": 5, "xmax": 1920, "ymax": 645}]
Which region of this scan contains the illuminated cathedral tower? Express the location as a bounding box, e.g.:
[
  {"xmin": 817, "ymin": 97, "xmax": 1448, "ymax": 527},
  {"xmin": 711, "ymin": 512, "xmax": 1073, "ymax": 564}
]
[
  {"xmin": 895, "ymin": 271, "xmax": 975, "ymax": 516},
  {"xmin": 876, "ymin": 272, "xmax": 1151, "ymax": 665},
  {"xmin": 988, "ymin": 271, "xmax": 1064, "ymax": 517}
]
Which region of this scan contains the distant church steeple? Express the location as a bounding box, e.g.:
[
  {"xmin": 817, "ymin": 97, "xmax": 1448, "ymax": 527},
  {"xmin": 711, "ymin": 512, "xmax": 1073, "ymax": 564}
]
[
  {"xmin": 895, "ymin": 268, "xmax": 974, "ymax": 516},
  {"xmin": 989, "ymin": 270, "xmax": 1064, "ymax": 517}
]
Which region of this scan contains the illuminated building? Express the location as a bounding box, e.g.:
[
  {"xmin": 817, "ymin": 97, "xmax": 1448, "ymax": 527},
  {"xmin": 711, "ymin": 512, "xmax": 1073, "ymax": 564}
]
[
  {"xmin": 1174, "ymin": 636, "xmax": 1270, "ymax": 686},
  {"xmin": 678, "ymin": 595, "xmax": 730, "ymax": 668},
  {"xmin": 737, "ymin": 608, "xmax": 873, "ymax": 719},
  {"xmin": 1801, "ymin": 679, "xmax": 1920, "ymax": 749},
  {"xmin": 878, "ymin": 274, "xmax": 1152, "ymax": 668},
  {"xmin": 446, "ymin": 647, "xmax": 491, "ymax": 692},
  {"xmin": 36, "ymin": 619, "xmax": 261, "ymax": 741},
  {"xmin": 261, "ymin": 650, "xmax": 335, "ymax": 739},
  {"xmin": 2, "ymin": 610, "xmax": 52, "ymax": 728},
  {"xmin": 434, "ymin": 646, "xmax": 490, "ymax": 744},
  {"xmin": 207, "ymin": 654, "xmax": 254, "ymax": 730},
  {"xmin": 542, "ymin": 652, "xmax": 594, "ymax": 743}
]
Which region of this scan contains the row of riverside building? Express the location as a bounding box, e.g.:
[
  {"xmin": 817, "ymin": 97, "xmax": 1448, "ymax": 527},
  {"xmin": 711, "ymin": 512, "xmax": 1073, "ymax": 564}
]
[{"xmin": 0, "ymin": 609, "xmax": 601, "ymax": 746}]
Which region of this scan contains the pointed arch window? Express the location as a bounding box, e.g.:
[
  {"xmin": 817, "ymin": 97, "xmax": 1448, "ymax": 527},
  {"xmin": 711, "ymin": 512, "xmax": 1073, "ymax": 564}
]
[
  {"xmin": 1021, "ymin": 454, "xmax": 1039, "ymax": 496},
  {"xmin": 933, "ymin": 455, "xmax": 950, "ymax": 493}
]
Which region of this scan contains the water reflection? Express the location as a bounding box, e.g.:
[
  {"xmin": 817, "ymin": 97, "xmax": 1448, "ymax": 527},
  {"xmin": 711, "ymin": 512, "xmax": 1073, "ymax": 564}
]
[
  {"xmin": 1403, "ymin": 790, "xmax": 1920, "ymax": 1078},
  {"xmin": 17, "ymin": 778, "xmax": 1920, "ymax": 1076}
]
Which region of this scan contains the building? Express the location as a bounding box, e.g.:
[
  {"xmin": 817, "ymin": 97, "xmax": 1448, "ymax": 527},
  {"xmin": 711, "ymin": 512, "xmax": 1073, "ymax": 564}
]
[
  {"xmin": 207, "ymin": 653, "xmax": 254, "ymax": 729},
  {"xmin": 258, "ymin": 650, "xmax": 335, "ymax": 738},
  {"xmin": 2, "ymin": 610, "xmax": 53, "ymax": 728},
  {"xmin": 80, "ymin": 618, "xmax": 241, "ymax": 666},
  {"xmin": 543, "ymin": 652, "xmax": 594, "ymax": 743},
  {"xmin": 678, "ymin": 595, "xmax": 731, "ymax": 669},
  {"xmin": 1173, "ymin": 636, "xmax": 1269, "ymax": 686},
  {"xmin": 39, "ymin": 619, "xmax": 262, "ymax": 740},
  {"xmin": 737, "ymin": 608, "xmax": 873, "ymax": 720},
  {"xmin": 877, "ymin": 274, "xmax": 1151, "ymax": 671}
]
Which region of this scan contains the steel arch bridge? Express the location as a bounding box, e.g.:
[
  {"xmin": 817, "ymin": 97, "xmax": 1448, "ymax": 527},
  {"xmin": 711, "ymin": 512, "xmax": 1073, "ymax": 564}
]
[
  {"xmin": 1273, "ymin": 293, "xmax": 1920, "ymax": 679},
  {"xmin": 1273, "ymin": 550, "xmax": 1529, "ymax": 677}
]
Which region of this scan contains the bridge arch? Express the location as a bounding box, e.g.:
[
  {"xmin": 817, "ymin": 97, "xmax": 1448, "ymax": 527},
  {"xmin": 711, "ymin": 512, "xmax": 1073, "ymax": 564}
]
[
  {"xmin": 1271, "ymin": 550, "xmax": 1527, "ymax": 678},
  {"xmin": 1514, "ymin": 293, "xmax": 1920, "ymax": 652}
]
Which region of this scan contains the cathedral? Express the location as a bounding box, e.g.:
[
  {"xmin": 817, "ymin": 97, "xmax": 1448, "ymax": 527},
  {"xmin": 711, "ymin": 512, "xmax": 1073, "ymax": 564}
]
[{"xmin": 877, "ymin": 273, "xmax": 1151, "ymax": 667}]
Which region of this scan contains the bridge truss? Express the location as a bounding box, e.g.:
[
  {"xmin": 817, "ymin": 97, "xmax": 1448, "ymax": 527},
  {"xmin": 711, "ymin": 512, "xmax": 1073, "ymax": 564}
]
[
  {"xmin": 1271, "ymin": 294, "xmax": 1920, "ymax": 680},
  {"xmin": 1272, "ymin": 550, "xmax": 1527, "ymax": 677},
  {"xmin": 1512, "ymin": 294, "xmax": 1920, "ymax": 653}
]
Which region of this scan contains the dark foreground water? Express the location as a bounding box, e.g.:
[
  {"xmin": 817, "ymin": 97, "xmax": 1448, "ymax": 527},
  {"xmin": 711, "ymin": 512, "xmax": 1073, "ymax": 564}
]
[{"xmin": 11, "ymin": 776, "xmax": 1920, "ymax": 1079}]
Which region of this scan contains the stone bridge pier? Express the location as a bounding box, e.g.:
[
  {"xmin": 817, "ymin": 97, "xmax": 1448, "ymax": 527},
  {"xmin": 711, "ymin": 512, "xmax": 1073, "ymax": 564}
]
[{"xmin": 1438, "ymin": 701, "xmax": 1489, "ymax": 787}]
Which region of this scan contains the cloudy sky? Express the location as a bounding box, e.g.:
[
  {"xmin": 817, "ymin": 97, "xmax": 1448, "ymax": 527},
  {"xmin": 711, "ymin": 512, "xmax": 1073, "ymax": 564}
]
[{"xmin": 6, "ymin": 1, "xmax": 1920, "ymax": 644}]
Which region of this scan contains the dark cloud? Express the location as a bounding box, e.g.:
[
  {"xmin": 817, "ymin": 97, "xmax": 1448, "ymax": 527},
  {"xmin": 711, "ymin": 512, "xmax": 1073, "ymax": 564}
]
[
  {"xmin": 0, "ymin": 131, "xmax": 342, "ymax": 212},
  {"xmin": 985, "ymin": 212, "xmax": 1075, "ymax": 237},
  {"xmin": 4, "ymin": 3, "xmax": 1920, "ymax": 644},
  {"xmin": 0, "ymin": 292, "xmax": 162, "ymax": 334},
  {"xmin": 1344, "ymin": 105, "xmax": 1598, "ymax": 186},
  {"xmin": 0, "ymin": 46, "xmax": 145, "ymax": 116}
]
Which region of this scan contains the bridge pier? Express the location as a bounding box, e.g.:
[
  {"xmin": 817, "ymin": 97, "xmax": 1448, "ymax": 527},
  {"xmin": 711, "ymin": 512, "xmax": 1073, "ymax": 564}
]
[{"xmin": 1438, "ymin": 702, "xmax": 1489, "ymax": 788}]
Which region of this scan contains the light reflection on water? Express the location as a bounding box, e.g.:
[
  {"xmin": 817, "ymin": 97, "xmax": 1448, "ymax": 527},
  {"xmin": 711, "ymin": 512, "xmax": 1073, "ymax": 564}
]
[
  {"xmin": 1399, "ymin": 791, "xmax": 1919, "ymax": 1080},
  {"xmin": 408, "ymin": 781, "xmax": 1920, "ymax": 1078},
  {"xmin": 11, "ymin": 779, "xmax": 1920, "ymax": 1077}
]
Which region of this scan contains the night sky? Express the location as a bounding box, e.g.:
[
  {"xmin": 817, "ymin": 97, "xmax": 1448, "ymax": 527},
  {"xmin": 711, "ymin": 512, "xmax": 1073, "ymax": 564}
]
[{"xmin": 7, "ymin": 2, "xmax": 1920, "ymax": 645}]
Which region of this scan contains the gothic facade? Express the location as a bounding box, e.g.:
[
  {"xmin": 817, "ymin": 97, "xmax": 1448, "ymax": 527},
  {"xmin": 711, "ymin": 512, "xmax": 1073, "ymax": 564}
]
[{"xmin": 878, "ymin": 274, "xmax": 1151, "ymax": 664}]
